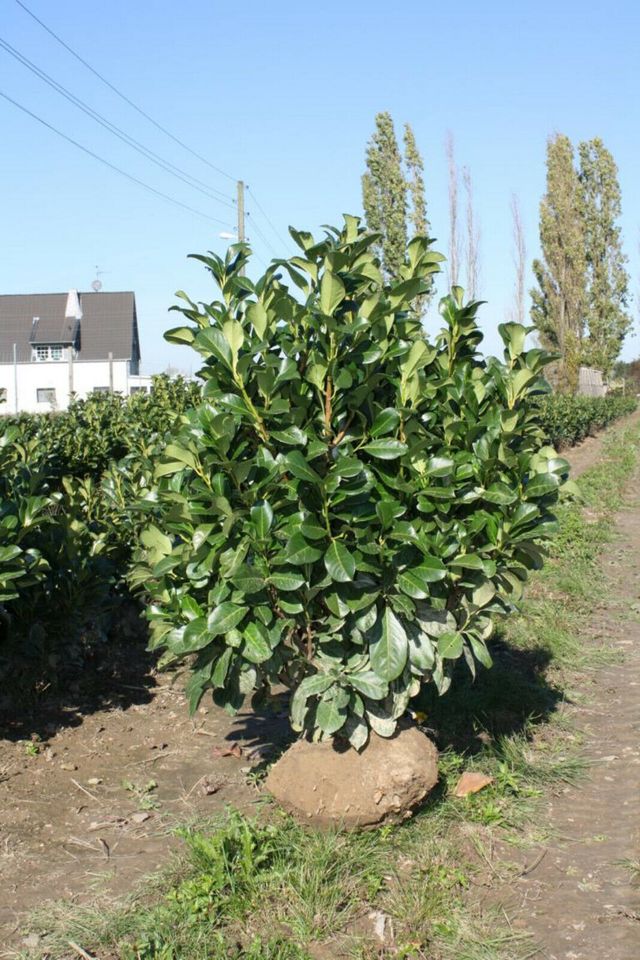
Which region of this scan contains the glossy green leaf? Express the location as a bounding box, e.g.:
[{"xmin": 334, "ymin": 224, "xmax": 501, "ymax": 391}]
[
  {"xmin": 370, "ymin": 408, "xmax": 401, "ymax": 438},
  {"xmin": 397, "ymin": 558, "xmax": 447, "ymax": 598},
  {"xmin": 525, "ymin": 473, "xmax": 559, "ymax": 498},
  {"xmin": 348, "ymin": 670, "xmax": 388, "ymax": 700},
  {"xmin": 438, "ymin": 631, "xmax": 464, "ymax": 659},
  {"xmin": 269, "ymin": 572, "xmax": 305, "ymax": 591},
  {"xmin": 231, "ymin": 565, "xmax": 265, "ymax": 595},
  {"xmin": 207, "ymin": 603, "xmax": 249, "ymax": 636},
  {"xmin": 370, "ymin": 607, "xmax": 408, "ymax": 681},
  {"xmin": 242, "ymin": 622, "xmax": 272, "ymax": 663},
  {"xmin": 284, "ymin": 451, "xmax": 322, "ymax": 484},
  {"xmin": 361, "ymin": 439, "xmax": 408, "ymax": 460},
  {"xmin": 285, "ymin": 533, "xmax": 324, "ymax": 565},
  {"xmin": 482, "ymin": 483, "xmax": 517, "ymax": 505},
  {"xmin": 251, "ymin": 500, "xmax": 273, "ymax": 538},
  {"xmin": 324, "ymin": 541, "xmax": 356, "ymax": 582},
  {"xmin": 316, "ymin": 693, "xmax": 347, "ymax": 735},
  {"xmin": 320, "ymin": 270, "xmax": 346, "ymax": 315}
]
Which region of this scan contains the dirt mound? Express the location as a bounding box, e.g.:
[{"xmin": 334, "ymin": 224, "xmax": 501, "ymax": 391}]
[{"xmin": 265, "ymin": 725, "xmax": 438, "ymax": 828}]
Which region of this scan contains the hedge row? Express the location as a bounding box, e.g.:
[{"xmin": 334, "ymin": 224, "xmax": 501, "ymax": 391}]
[
  {"xmin": 0, "ymin": 376, "xmax": 196, "ymax": 694},
  {"xmin": 0, "ymin": 357, "xmax": 636, "ymax": 700},
  {"xmin": 536, "ymin": 393, "xmax": 637, "ymax": 449}
]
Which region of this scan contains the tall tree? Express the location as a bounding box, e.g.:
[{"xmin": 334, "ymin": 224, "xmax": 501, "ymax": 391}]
[
  {"xmin": 403, "ymin": 123, "xmax": 427, "ymax": 235},
  {"xmin": 445, "ymin": 132, "xmax": 460, "ymax": 287},
  {"xmin": 509, "ymin": 194, "xmax": 527, "ymax": 325},
  {"xmin": 362, "ymin": 114, "xmax": 434, "ymax": 310},
  {"xmin": 362, "ymin": 112, "xmax": 407, "ymax": 279},
  {"xmin": 578, "ymin": 138, "xmax": 631, "ymax": 376},
  {"xmin": 531, "ymin": 134, "xmax": 587, "ymax": 392},
  {"xmin": 462, "ymin": 165, "xmax": 481, "ymax": 298}
]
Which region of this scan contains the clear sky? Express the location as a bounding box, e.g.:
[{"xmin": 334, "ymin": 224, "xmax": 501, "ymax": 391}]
[{"xmin": 1, "ymin": 0, "xmax": 638, "ymax": 373}]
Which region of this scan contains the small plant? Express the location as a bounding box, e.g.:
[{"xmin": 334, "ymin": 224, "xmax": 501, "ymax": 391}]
[
  {"xmin": 135, "ymin": 216, "xmax": 575, "ymax": 747},
  {"xmin": 122, "ymin": 779, "xmax": 159, "ymax": 810}
]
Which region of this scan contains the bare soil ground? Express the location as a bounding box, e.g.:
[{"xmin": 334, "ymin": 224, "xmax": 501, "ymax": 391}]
[
  {"xmin": 0, "ymin": 413, "xmax": 638, "ymax": 954},
  {"xmin": 494, "ymin": 462, "xmax": 640, "ymax": 957},
  {"xmin": 0, "ymin": 669, "xmax": 291, "ymax": 951}
]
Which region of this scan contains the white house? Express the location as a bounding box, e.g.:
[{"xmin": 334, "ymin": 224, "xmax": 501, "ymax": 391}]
[{"xmin": 0, "ymin": 289, "xmax": 152, "ymax": 414}]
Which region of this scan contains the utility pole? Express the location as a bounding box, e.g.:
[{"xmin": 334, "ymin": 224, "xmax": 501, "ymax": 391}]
[{"xmin": 237, "ymin": 179, "xmax": 246, "ymax": 276}]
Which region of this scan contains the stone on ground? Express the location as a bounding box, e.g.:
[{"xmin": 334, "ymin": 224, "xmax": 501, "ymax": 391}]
[{"xmin": 264, "ymin": 725, "xmax": 438, "ymax": 828}]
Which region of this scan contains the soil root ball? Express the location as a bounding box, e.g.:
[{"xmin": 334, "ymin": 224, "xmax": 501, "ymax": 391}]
[{"xmin": 264, "ymin": 725, "xmax": 438, "ymax": 829}]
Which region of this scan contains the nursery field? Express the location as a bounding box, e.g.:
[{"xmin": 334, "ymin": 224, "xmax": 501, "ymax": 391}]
[
  {"xmin": 1, "ymin": 412, "xmax": 638, "ymax": 959},
  {"xmin": 1, "ymin": 233, "xmax": 639, "ymax": 959}
]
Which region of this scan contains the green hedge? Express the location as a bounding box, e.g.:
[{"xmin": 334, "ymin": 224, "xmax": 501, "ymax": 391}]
[
  {"xmin": 2, "ymin": 374, "xmax": 199, "ymax": 479},
  {"xmin": 0, "ymin": 350, "xmax": 636, "ymax": 701},
  {"xmin": 0, "ymin": 378, "xmax": 196, "ymax": 693},
  {"xmin": 536, "ymin": 393, "xmax": 637, "ymax": 448}
]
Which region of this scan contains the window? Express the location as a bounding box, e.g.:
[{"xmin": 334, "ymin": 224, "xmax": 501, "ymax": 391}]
[
  {"xmin": 130, "ymin": 386, "xmax": 149, "ymax": 394},
  {"xmin": 33, "ymin": 344, "xmax": 64, "ymax": 361},
  {"xmin": 92, "ymin": 387, "xmax": 110, "ymax": 394},
  {"xmin": 37, "ymin": 388, "xmax": 56, "ymax": 404}
]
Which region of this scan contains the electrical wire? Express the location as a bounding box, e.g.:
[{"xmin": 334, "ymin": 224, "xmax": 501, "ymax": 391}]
[
  {"xmin": 0, "ymin": 35, "xmax": 236, "ymax": 209},
  {"xmin": 14, "ymin": 0, "xmax": 237, "ymax": 183},
  {"xmin": 246, "ymin": 211, "xmax": 278, "ymax": 259},
  {"xmin": 246, "ymin": 185, "xmax": 290, "ymax": 248},
  {"xmin": 0, "ymin": 88, "xmax": 235, "ymax": 227}
]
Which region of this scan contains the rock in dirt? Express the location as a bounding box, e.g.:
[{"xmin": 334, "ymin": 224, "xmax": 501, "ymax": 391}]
[{"xmin": 264, "ymin": 726, "xmax": 438, "ymax": 828}]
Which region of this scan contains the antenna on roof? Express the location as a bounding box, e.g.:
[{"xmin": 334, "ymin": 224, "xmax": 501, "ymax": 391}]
[{"xmin": 91, "ymin": 265, "xmax": 105, "ymax": 292}]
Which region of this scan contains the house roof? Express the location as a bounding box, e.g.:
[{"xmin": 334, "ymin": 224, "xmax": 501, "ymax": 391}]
[{"xmin": 0, "ymin": 291, "xmax": 140, "ymax": 363}]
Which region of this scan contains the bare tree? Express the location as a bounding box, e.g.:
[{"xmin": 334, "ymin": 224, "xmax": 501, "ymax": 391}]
[
  {"xmin": 462, "ymin": 166, "xmax": 481, "ymax": 298},
  {"xmin": 510, "ymin": 194, "xmax": 527, "ymax": 324},
  {"xmin": 446, "ymin": 132, "xmax": 460, "ymax": 288}
]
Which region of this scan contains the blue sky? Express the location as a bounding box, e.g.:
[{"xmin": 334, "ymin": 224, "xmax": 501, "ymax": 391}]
[{"xmin": 1, "ymin": 0, "xmax": 638, "ymax": 373}]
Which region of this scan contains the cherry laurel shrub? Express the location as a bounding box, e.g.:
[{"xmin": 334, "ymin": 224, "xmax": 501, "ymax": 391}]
[{"xmin": 134, "ymin": 217, "xmax": 572, "ymax": 750}]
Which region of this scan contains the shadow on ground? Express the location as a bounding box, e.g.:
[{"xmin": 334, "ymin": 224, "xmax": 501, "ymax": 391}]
[
  {"xmin": 413, "ymin": 632, "xmax": 565, "ymax": 754},
  {"xmin": 0, "ymin": 598, "xmax": 157, "ymax": 742}
]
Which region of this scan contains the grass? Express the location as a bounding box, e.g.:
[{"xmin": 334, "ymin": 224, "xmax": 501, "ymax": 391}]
[
  {"xmin": 617, "ymin": 858, "xmax": 640, "ymax": 886},
  {"xmin": 18, "ymin": 421, "xmax": 640, "ymax": 960}
]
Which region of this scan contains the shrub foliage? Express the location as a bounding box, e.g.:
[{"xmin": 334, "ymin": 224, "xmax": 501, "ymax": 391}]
[
  {"xmin": 536, "ymin": 392, "xmax": 637, "ymax": 448},
  {"xmin": 0, "ymin": 376, "xmax": 196, "ymax": 691},
  {"xmin": 135, "ymin": 217, "xmax": 574, "ymax": 748}
]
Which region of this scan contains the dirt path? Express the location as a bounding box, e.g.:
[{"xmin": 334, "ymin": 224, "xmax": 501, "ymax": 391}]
[{"xmin": 498, "ymin": 448, "xmax": 640, "ymax": 957}]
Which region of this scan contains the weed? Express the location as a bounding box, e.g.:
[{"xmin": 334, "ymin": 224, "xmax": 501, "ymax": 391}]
[
  {"xmin": 617, "ymin": 857, "xmax": 640, "ymax": 886},
  {"xmin": 123, "ymin": 778, "xmax": 160, "ymax": 810}
]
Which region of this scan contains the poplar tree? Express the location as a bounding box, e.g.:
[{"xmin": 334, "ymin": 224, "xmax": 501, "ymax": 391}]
[
  {"xmin": 362, "ymin": 114, "xmax": 434, "ymax": 309},
  {"xmin": 362, "ymin": 112, "xmax": 407, "ymax": 280},
  {"xmin": 531, "ymin": 134, "xmax": 586, "ymax": 392},
  {"xmin": 403, "ymin": 123, "xmax": 427, "ymax": 235},
  {"xmin": 578, "ymin": 138, "xmax": 631, "ymax": 376}
]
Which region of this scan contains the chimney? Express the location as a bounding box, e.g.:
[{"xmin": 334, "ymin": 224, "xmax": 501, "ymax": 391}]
[{"xmin": 65, "ymin": 289, "xmax": 83, "ymax": 320}]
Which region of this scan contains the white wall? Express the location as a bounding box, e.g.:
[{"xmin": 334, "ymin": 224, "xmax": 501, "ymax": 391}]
[{"xmin": 0, "ymin": 357, "xmax": 135, "ymax": 414}]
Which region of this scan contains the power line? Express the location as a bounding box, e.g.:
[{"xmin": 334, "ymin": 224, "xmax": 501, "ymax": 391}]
[
  {"xmin": 0, "ymin": 35, "xmax": 236, "ymax": 210},
  {"xmin": 14, "ymin": 0, "xmax": 237, "ymax": 184},
  {"xmin": 246, "ymin": 211, "xmax": 278, "ymax": 259},
  {"xmin": 0, "ymin": 88, "xmax": 235, "ymax": 227},
  {"xmin": 246, "ymin": 185, "xmax": 290, "ymax": 248}
]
